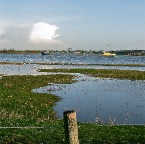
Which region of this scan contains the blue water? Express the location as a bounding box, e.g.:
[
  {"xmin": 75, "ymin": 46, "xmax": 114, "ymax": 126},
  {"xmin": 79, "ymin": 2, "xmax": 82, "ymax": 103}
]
[{"xmin": 0, "ymin": 53, "xmax": 145, "ymax": 65}]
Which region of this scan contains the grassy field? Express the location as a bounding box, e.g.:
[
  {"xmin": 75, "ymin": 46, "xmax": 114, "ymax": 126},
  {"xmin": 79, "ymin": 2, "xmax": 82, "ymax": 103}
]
[{"xmin": 0, "ymin": 69, "xmax": 145, "ymax": 143}]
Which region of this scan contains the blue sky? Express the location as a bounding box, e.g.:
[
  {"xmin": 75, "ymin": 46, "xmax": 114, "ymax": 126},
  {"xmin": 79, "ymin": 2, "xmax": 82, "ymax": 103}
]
[{"xmin": 0, "ymin": 0, "xmax": 145, "ymax": 51}]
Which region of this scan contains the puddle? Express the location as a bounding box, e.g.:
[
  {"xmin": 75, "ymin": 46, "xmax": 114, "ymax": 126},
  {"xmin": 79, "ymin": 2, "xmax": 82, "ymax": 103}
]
[{"xmin": 33, "ymin": 74, "xmax": 145, "ymax": 124}]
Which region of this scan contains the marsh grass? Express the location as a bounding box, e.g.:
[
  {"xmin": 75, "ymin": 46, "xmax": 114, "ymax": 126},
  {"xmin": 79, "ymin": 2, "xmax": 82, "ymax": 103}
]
[
  {"xmin": 0, "ymin": 73, "xmax": 145, "ymax": 143},
  {"xmin": 39, "ymin": 68, "xmax": 145, "ymax": 80},
  {"xmin": 0, "ymin": 75, "xmax": 75, "ymax": 126},
  {"xmin": 1, "ymin": 62, "xmax": 145, "ymax": 67}
]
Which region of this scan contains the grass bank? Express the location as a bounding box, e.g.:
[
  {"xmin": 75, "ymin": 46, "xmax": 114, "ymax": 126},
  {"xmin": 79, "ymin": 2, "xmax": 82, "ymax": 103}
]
[
  {"xmin": 0, "ymin": 73, "xmax": 145, "ymax": 143},
  {"xmin": 1, "ymin": 62, "xmax": 145, "ymax": 67},
  {"xmin": 0, "ymin": 75, "xmax": 75, "ymax": 126},
  {"xmin": 39, "ymin": 68, "xmax": 145, "ymax": 80}
]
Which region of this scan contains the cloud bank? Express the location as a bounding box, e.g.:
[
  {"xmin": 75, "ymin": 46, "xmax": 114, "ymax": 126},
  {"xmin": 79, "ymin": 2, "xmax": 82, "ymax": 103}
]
[
  {"xmin": 0, "ymin": 21, "xmax": 63, "ymax": 50},
  {"xmin": 29, "ymin": 22, "xmax": 60, "ymax": 43},
  {"xmin": 0, "ymin": 28, "xmax": 5, "ymax": 36}
]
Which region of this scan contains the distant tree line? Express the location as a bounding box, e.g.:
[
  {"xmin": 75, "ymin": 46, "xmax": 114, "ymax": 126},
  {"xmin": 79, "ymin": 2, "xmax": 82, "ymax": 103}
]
[
  {"xmin": 111, "ymin": 50, "xmax": 145, "ymax": 56},
  {"xmin": 0, "ymin": 49, "xmax": 40, "ymax": 54},
  {"xmin": 0, "ymin": 48, "xmax": 145, "ymax": 56}
]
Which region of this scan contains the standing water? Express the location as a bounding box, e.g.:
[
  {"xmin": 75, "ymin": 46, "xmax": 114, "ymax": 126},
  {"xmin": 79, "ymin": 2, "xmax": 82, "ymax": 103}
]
[
  {"xmin": 33, "ymin": 74, "xmax": 145, "ymax": 124},
  {"xmin": 1, "ymin": 53, "xmax": 145, "ymax": 124}
]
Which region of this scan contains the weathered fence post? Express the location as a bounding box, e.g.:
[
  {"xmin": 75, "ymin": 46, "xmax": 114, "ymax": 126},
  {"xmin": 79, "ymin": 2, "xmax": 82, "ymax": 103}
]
[{"xmin": 63, "ymin": 110, "xmax": 79, "ymax": 144}]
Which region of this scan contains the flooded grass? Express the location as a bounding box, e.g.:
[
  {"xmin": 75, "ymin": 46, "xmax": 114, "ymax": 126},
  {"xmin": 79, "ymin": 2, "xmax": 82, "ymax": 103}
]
[
  {"xmin": 1, "ymin": 61, "xmax": 145, "ymax": 67},
  {"xmin": 0, "ymin": 73, "xmax": 145, "ymax": 143},
  {"xmin": 39, "ymin": 68, "xmax": 145, "ymax": 80}
]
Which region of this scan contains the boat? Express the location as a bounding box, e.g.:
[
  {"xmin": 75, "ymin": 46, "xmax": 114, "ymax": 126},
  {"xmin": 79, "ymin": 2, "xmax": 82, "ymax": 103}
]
[
  {"xmin": 41, "ymin": 51, "xmax": 50, "ymax": 55},
  {"xmin": 102, "ymin": 52, "xmax": 116, "ymax": 56}
]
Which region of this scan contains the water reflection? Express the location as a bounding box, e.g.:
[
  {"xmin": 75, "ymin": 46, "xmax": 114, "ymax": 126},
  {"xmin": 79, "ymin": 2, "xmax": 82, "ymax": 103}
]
[{"xmin": 33, "ymin": 74, "xmax": 145, "ymax": 124}]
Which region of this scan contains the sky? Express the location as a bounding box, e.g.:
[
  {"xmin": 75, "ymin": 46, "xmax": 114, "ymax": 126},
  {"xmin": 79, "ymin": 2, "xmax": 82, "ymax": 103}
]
[{"xmin": 0, "ymin": 0, "xmax": 145, "ymax": 51}]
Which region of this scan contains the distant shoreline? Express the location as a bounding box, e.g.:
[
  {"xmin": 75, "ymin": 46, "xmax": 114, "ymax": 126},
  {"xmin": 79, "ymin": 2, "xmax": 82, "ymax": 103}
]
[
  {"xmin": 0, "ymin": 50, "xmax": 40, "ymax": 54},
  {"xmin": 0, "ymin": 49, "xmax": 145, "ymax": 56}
]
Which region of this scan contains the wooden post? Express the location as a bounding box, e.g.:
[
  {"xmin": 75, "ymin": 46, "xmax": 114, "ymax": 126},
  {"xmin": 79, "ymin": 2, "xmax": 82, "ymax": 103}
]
[{"xmin": 63, "ymin": 110, "xmax": 79, "ymax": 144}]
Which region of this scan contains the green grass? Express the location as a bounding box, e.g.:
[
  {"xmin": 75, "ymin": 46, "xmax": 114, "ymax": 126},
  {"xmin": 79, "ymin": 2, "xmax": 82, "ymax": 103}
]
[
  {"xmin": 0, "ymin": 75, "xmax": 75, "ymax": 127},
  {"xmin": 39, "ymin": 68, "xmax": 145, "ymax": 80},
  {"xmin": 78, "ymin": 124, "xmax": 145, "ymax": 144},
  {"xmin": 1, "ymin": 123, "xmax": 145, "ymax": 144},
  {"xmin": 0, "ymin": 73, "xmax": 145, "ymax": 143}
]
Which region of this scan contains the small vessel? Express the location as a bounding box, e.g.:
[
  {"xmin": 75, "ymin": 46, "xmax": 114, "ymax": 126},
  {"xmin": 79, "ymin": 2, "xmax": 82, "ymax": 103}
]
[
  {"xmin": 102, "ymin": 52, "xmax": 116, "ymax": 56},
  {"xmin": 41, "ymin": 51, "xmax": 50, "ymax": 55}
]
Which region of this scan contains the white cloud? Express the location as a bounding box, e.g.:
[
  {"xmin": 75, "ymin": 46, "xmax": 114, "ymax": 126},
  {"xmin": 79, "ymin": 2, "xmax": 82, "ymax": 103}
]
[{"xmin": 29, "ymin": 22, "xmax": 60, "ymax": 43}]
